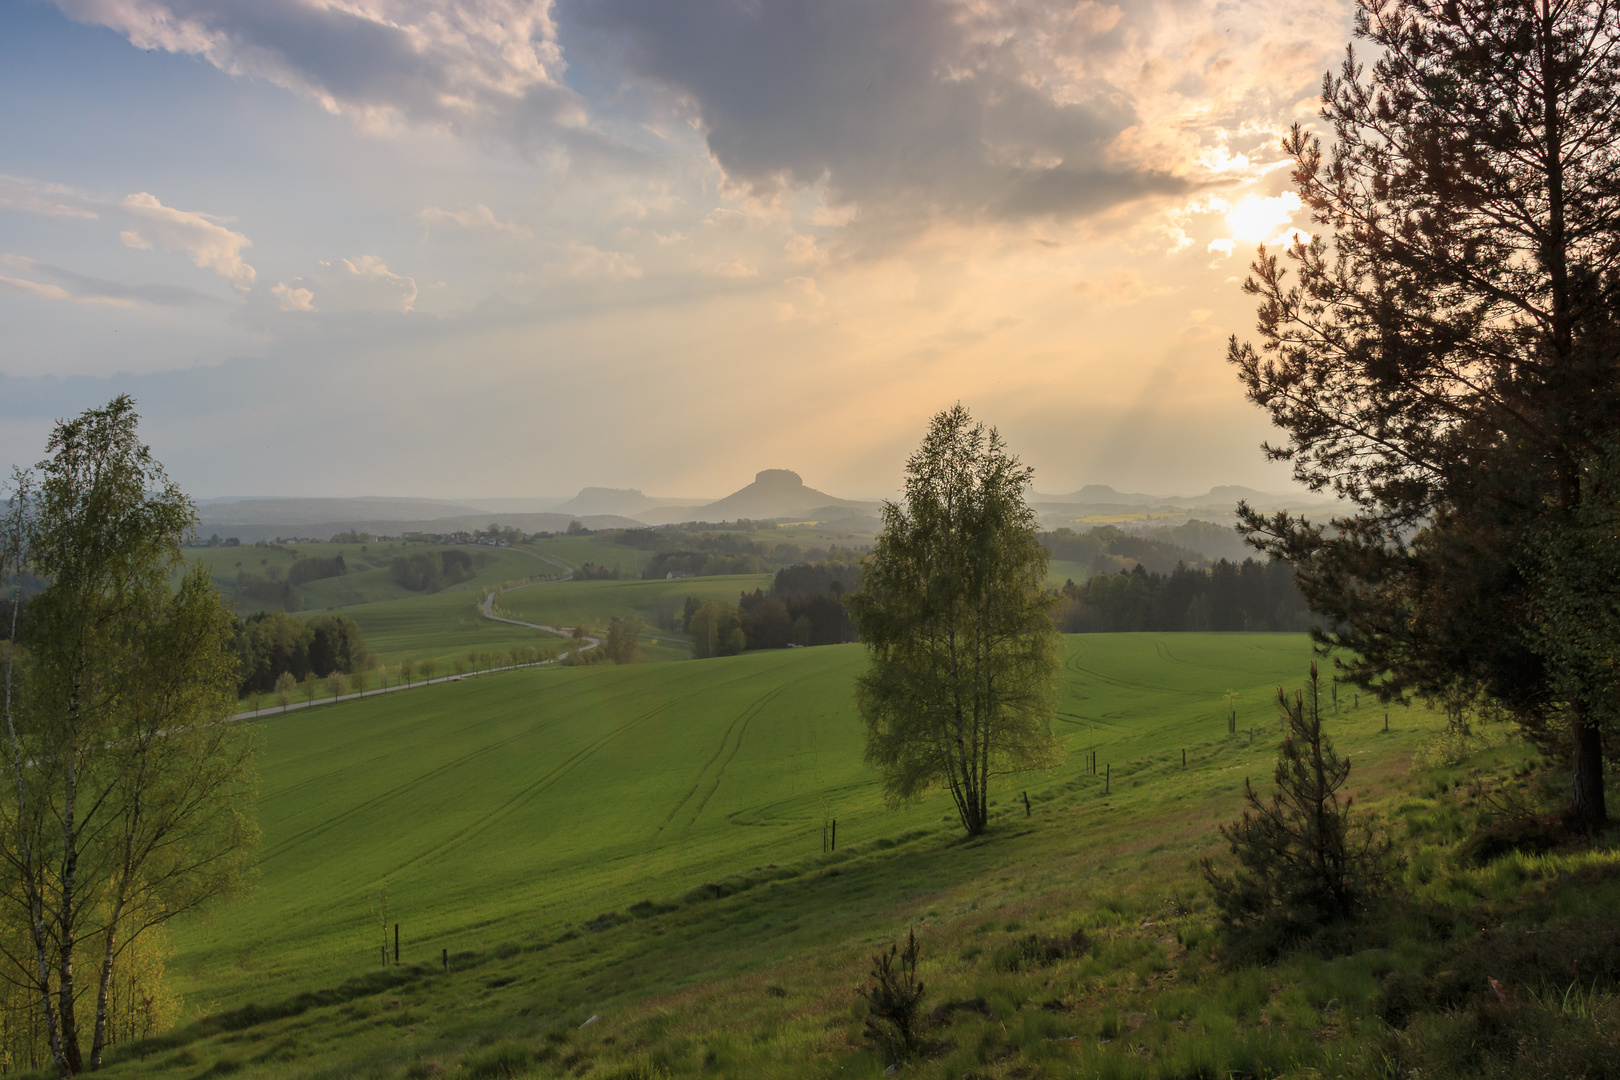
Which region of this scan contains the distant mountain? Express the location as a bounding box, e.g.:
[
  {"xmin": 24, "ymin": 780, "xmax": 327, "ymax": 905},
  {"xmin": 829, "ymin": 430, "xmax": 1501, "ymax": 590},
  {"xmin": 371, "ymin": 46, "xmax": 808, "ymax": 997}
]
[
  {"xmin": 1031, "ymin": 485, "xmax": 1163, "ymax": 507},
  {"xmin": 549, "ymin": 487, "xmax": 704, "ymax": 519},
  {"xmin": 638, "ymin": 470, "xmax": 876, "ymax": 525},
  {"xmin": 1031, "ymin": 484, "xmax": 1333, "ymax": 512},
  {"xmin": 460, "ymin": 497, "xmax": 569, "ymax": 514}
]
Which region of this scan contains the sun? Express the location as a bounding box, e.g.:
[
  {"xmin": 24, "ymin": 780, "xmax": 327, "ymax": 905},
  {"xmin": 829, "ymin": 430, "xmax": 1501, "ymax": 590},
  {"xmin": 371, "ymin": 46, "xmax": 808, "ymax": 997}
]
[{"xmin": 1225, "ymin": 192, "xmax": 1303, "ymax": 242}]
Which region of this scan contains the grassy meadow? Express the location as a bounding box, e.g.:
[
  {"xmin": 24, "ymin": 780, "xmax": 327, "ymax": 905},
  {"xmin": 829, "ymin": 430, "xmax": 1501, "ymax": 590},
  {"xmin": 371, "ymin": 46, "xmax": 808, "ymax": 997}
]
[
  {"xmin": 187, "ymin": 542, "xmax": 549, "ymax": 616},
  {"xmin": 491, "ymin": 573, "xmax": 774, "ymax": 639},
  {"xmin": 76, "ymin": 630, "xmax": 1588, "ymax": 1080}
]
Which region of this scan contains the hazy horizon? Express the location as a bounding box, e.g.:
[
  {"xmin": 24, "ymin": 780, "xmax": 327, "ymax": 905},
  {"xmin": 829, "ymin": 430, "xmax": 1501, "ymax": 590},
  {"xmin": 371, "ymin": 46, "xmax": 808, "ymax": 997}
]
[{"xmin": 2, "ymin": 0, "xmax": 1352, "ymax": 500}]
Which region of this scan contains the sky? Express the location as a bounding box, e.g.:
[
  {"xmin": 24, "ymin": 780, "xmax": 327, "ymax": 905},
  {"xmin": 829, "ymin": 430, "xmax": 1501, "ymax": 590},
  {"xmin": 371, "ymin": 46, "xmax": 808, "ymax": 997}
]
[{"xmin": 0, "ymin": 0, "xmax": 1351, "ymax": 502}]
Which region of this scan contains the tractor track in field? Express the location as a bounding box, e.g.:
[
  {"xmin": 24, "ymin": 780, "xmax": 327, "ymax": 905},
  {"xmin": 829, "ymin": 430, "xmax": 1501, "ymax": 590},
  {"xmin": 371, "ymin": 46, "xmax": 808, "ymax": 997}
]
[
  {"xmin": 258, "ymin": 676, "xmax": 615, "ymax": 812},
  {"xmin": 1065, "ymin": 655, "xmax": 1206, "ymax": 698},
  {"xmin": 652, "ymin": 676, "xmax": 808, "ymax": 843},
  {"xmin": 255, "ymin": 681, "xmax": 642, "ymax": 863},
  {"xmin": 372, "ymin": 662, "xmax": 791, "ymax": 880},
  {"xmin": 375, "ymin": 697, "xmax": 687, "ymax": 880}
]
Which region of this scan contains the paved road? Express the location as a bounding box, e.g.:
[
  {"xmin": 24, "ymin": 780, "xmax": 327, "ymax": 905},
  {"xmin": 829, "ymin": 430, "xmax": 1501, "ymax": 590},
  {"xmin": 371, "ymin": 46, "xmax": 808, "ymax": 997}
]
[
  {"xmin": 229, "ymin": 580, "xmax": 599, "ymax": 722},
  {"xmin": 480, "ymin": 584, "xmax": 603, "ymax": 650}
]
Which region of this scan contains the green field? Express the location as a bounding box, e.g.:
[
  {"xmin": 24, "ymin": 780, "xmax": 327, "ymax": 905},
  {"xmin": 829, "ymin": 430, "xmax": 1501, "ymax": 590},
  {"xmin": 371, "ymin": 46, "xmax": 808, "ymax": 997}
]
[
  {"xmin": 172, "ymin": 634, "xmax": 1365, "ymax": 1006},
  {"xmin": 493, "ymin": 573, "xmax": 775, "ymax": 638},
  {"xmin": 188, "ymin": 542, "xmax": 551, "ymax": 615},
  {"xmin": 187, "ymin": 542, "xmax": 578, "ymax": 682},
  {"xmin": 82, "ymin": 632, "xmax": 1610, "ymax": 1080}
]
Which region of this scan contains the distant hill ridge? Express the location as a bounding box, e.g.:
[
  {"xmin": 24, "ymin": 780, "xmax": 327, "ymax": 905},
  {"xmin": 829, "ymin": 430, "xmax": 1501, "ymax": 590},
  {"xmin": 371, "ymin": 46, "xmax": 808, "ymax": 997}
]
[
  {"xmin": 637, "ymin": 469, "xmax": 877, "ymax": 525},
  {"xmin": 1031, "ymin": 484, "xmax": 1330, "ymax": 511},
  {"xmin": 549, "ymin": 488, "xmax": 704, "ymax": 519},
  {"xmin": 194, "ymin": 475, "xmax": 1329, "ymax": 541}
]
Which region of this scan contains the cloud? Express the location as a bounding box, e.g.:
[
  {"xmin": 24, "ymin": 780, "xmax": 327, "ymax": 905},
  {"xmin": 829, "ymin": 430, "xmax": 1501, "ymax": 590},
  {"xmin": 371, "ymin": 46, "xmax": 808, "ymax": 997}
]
[
  {"xmin": 569, "ymin": 0, "xmax": 1186, "ymax": 235},
  {"xmin": 784, "ymin": 233, "xmax": 827, "ymax": 266},
  {"xmin": 0, "ymin": 179, "xmax": 256, "ymax": 291},
  {"xmin": 554, "ymin": 243, "xmax": 641, "ymax": 280},
  {"xmin": 0, "ymin": 253, "xmax": 225, "ymax": 307},
  {"xmin": 0, "ymin": 274, "xmax": 77, "ymax": 303},
  {"xmin": 1074, "ymin": 268, "xmax": 1174, "ymax": 306},
  {"xmin": 118, "ymin": 192, "xmax": 256, "ymax": 287},
  {"xmin": 52, "ymin": 0, "xmax": 584, "ymax": 141},
  {"xmin": 339, "ymin": 255, "xmax": 417, "ymax": 311},
  {"xmin": 707, "ymin": 257, "xmax": 758, "ymax": 278},
  {"xmin": 418, "ymin": 203, "xmax": 529, "ymax": 236},
  {"xmin": 271, "ymin": 281, "xmax": 316, "ymax": 311},
  {"xmin": 0, "ymin": 175, "xmax": 100, "ymax": 219}
]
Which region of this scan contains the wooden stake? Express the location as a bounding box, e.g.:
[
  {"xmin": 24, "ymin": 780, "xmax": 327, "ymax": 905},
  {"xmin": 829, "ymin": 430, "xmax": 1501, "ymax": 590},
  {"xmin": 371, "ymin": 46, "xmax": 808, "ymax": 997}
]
[
  {"xmin": 442, "ymin": 947, "xmax": 448, "ymax": 974},
  {"xmin": 394, "ymin": 923, "xmax": 399, "ymax": 964},
  {"xmin": 1105, "ymin": 763, "xmax": 1110, "ymax": 794},
  {"xmin": 1022, "ymin": 791, "xmax": 1031, "ymax": 817},
  {"xmin": 1182, "ymin": 748, "xmax": 1186, "ymax": 768},
  {"xmin": 1384, "ymin": 711, "xmax": 1389, "ymax": 732},
  {"xmin": 831, "ymin": 819, "xmax": 837, "ymax": 851}
]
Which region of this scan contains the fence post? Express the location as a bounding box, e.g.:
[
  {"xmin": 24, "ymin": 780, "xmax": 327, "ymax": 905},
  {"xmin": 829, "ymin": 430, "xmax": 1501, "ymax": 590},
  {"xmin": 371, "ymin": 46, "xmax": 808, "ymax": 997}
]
[
  {"xmin": 1022, "ymin": 791, "xmax": 1031, "ymax": 817},
  {"xmin": 1105, "ymin": 763, "xmax": 1110, "ymax": 794}
]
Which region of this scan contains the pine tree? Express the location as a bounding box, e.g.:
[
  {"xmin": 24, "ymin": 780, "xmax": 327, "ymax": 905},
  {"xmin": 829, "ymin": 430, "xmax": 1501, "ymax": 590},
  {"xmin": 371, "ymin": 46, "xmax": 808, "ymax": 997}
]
[
  {"xmin": 1230, "ymin": 0, "xmax": 1620, "ymax": 828},
  {"xmin": 1202, "ymin": 664, "xmax": 1394, "ymax": 954}
]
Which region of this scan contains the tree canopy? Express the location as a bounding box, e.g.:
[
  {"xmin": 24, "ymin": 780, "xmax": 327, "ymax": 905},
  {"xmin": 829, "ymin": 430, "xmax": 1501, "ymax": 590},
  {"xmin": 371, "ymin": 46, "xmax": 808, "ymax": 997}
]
[
  {"xmin": 1, "ymin": 397, "xmax": 258, "ymax": 1074},
  {"xmin": 846, "ymin": 405, "xmax": 1061, "ymax": 836},
  {"xmin": 1230, "ymin": 0, "xmax": 1620, "ymax": 828}
]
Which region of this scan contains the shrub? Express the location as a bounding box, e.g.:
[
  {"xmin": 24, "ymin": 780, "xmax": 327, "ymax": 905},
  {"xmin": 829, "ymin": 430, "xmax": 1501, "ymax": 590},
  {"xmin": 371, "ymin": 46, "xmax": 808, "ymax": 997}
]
[
  {"xmin": 1201, "ymin": 663, "xmax": 1396, "ymax": 957},
  {"xmin": 992, "ymin": 929, "xmax": 1090, "ymax": 972},
  {"xmin": 463, "ymin": 1041, "xmax": 532, "ymax": 1079},
  {"xmin": 857, "ymin": 929, "xmax": 928, "ymax": 1063},
  {"xmin": 1456, "ymin": 813, "xmax": 1568, "ymax": 867},
  {"xmin": 1376, "ymin": 912, "xmax": 1620, "ymax": 1026}
]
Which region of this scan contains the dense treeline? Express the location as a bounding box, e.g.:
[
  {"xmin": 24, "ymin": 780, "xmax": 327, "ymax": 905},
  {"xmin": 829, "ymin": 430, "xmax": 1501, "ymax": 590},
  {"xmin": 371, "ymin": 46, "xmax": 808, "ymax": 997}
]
[
  {"xmin": 1037, "ymin": 520, "xmax": 1261, "ymax": 577},
  {"xmin": 286, "ymin": 554, "xmax": 347, "ymax": 585},
  {"xmin": 678, "ymin": 558, "xmax": 863, "ymax": 657},
  {"xmin": 685, "ymin": 599, "xmax": 746, "ymax": 658},
  {"xmin": 390, "ymin": 548, "xmax": 484, "ymax": 592},
  {"xmin": 640, "ymin": 533, "xmax": 866, "ymax": 579},
  {"xmin": 233, "ymin": 610, "xmax": 372, "ymax": 695},
  {"xmin": 642, "ymin": 532, "xmax": 778, "ymax": 578},
  {"xmin": 758, "ymin": 560, "xmax": 861, "ymax": 645},
  {"xmin": 235, "ymin": 568, "xmax": 302, "ymax": 611},
  {"xmin": 647, "ymin": 550, "xmax": 770, "ymax": 577},
  {"xmin": 1056, "ymin": 558, "xmax": 1310, "ymax": 633}
]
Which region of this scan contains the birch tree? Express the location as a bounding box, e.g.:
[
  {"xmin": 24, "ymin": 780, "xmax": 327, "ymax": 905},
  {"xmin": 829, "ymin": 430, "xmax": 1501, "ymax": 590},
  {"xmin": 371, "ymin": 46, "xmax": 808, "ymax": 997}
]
[
  {"xmin": 0, "ymin": 397, "xmax": 257, "ymax": 1075},
  {"xmin": 847, "ymin": 405, "xmax": 1060, "ymax": 836}
]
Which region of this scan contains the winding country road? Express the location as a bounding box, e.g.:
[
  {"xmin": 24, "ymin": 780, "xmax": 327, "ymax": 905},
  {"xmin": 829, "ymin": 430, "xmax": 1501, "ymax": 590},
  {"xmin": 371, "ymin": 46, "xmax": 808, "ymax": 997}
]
[
  {"xmin": 480, "ymin": 584, "xmax": 602, "ymax": 652},
  {"xmin": 229, "ymin": 570, "xmax": 598, "ymax": 722}
]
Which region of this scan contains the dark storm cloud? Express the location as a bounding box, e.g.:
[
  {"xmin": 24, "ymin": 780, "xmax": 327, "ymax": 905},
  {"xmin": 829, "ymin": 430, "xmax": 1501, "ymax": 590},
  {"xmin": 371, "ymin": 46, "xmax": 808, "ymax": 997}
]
[{"xmin": 563, "ymin": 0, "xmax": 1189, "ymax": 227}]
